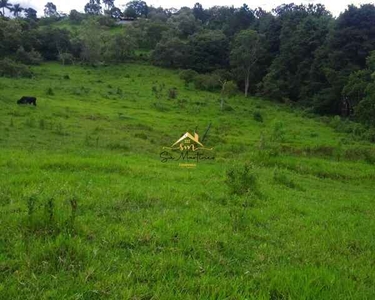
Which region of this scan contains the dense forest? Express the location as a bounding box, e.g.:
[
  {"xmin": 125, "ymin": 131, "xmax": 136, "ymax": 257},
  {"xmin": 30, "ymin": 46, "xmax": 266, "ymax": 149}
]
[{"xmin": 1, "ymin": 1, "xmax": 375, "ymax": 128}]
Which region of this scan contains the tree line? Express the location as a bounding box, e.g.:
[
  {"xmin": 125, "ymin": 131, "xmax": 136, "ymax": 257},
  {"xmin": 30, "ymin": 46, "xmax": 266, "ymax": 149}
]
[{"xmin": 1, "ymin": 1, "xmax": 375, "ymax": 127}]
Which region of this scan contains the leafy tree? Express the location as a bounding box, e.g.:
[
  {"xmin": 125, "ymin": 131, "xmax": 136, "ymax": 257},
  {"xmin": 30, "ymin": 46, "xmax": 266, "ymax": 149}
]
[
  {"xmin": 109, "ymin": 6, "xmax": 122, "ymax": 19},
  {"xmin": 192, "ymin": 3, "xmax": 208, "ymax": 23},
  {"xmin": 152, "ymin": 36, "xmax": 189, "ymax": 68},
  {"xmin": 148, "ymin": 7, "xmax": 169, "ymax": 22},
  {"xmin": 102, "ymin": 0, "xmax": 114, "ymax": 11},
  {"xmin": 24, "ymin": 8, "xmax": 37, "ymax": 20},
  {"xmin": 348, "ymin": 52, "xmax": 375, "ymax": 125},
  {"xmin": 230, "ymin": 29, "xmax": 263, "ymax": 97},
  {"xmin": 188, "ymin": 30, "xmax": 229, "ymax": 72},
  {"xmin": 79, "ymin": 19, "xmax": 104, "ymax": 64},
  {"xmin": 16, "ymin": 46, "xmax": 42, "ymax": 65},
  {"xmin": 0, "ymin": 19, "xmax": 22, "ymax": 55},
  {"xmin": 44, "ymin": 2, "xmax": 59, "ymax": 17},
  {"xmin": 84, "ymin": 0, "xmax": 102, "ymax": 15},
  {"xmin": 69, "ymin": 10, "xmax": 85, "ymax": 23},
  {"xmin": 309, "ymin": 4, "xmax": 375, "ymax": 114},
  {"xmin": 36, "ymin": 27, "xmax": 72, "ymax": 60},
  {"xmin": 104, "ymin": 31, "xmax": 137, "ymax": 62},
  {"xmin": 125, "ymin": 0, "xmax": 148, "ymax": 18},
  {"xmin": 0, "ymin": 0, "xmax": 12, "ymax": 16},
  {"xmin": 168, "ymin": 8, "xmax": 200, "ymax": 38}
]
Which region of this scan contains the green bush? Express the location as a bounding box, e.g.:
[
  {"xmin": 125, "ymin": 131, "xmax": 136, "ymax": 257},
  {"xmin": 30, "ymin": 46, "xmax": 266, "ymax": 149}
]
[
  {"xmin": 226, "ymin": 164, "xmax": 259, "ymax": 196},
  {"xmin": 253, "ymin": 111, "xmax": 263, "ymax": 122},
  {"xmin": 168, "ymin": 88, "xmax": 178, "ymax": 99},
  {"xmin": 193, "ymin": 74, "xmax": 221, "ymax": 91},
  {"xmin": 179, "ymin": 69, "xmax": 198, "ymax": 84},
  {"xmin": 0, "ymin": 58, "xmax": 32, "ymax": 78},
  {"xmin": 16, "ymin": 47, "xmax": 43, "ymax": 65},
  {"xmin": 69, "ymin": 9, "xmax": 85, "ymax": 24}
]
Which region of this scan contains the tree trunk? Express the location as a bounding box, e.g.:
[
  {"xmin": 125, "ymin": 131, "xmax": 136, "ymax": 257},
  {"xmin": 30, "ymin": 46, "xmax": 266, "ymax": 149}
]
[
  {"xmin": 244, "ymin": 76, "xmax": 249, "ymax": 97},
  {"xmin": 244, "ymin": 67, "xmax": 250, "ymax": 97}
]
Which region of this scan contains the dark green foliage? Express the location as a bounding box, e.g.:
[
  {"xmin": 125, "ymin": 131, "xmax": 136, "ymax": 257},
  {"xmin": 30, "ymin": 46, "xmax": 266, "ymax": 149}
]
[
  {"xmin": 46, "ymin": 87, "xmax": 54, "ymax": 95},
  {"xmin": 69, "ymin": 9, "xmax": 85, "ymax": 24},
  {"xmin": 253, "ymin": 111, "xmax": 263, "ymax": 122},
  {"xmin": 179, "ymin": 69, "xmax": 198, "ymax": 84},
  {"xmin": 16, "ymin": 46, "xmax": 42, "ymax": 65},
  {"xmin": 226, "ymin": 164, "xmax": 259, "ymax": 196},
  {"xmin": 152, "ymin": 37, "xmax": 190, "ymax": 68},
  {"xmin": 187, "ymin": 30, "xmax": 229, "ymax": 72},
  {"xmin": 193, "ymin": 73, "xmax": 220, "ymax": 91},
  {"xmin": 1, "ymin": 2, "xmax": 375, "ymax": 129},
  {"xmin": 125, "ymin": 0, "xmax": 148, "ymax": 18},
  {"xmin": 0, "ymin": 58, "xmax": 32, "ymax": 78},
  {"xmin": 168, "ymin": 88, "xmax": 177, "ymax": 99},
  {"xmin": 273, "ymin": 168, "xmax": 301, "ymax": 190}
]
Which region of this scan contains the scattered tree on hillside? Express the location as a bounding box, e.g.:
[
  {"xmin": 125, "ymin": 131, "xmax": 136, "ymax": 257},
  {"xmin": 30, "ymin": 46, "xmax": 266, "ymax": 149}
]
[
  {"xmin": 230, "ymin": 29, "xmax": 263, "ymax": 97},
  {"xmin": 79, "ymin": 19, "xmax": 104, "ymax": 63},
  {"xmin": 104, "ymin": 31, "xmax": 137, "ymax": 62},
  {"xmin": 44, "ymin": 2, "xmax": 59, "ymax": 17}
]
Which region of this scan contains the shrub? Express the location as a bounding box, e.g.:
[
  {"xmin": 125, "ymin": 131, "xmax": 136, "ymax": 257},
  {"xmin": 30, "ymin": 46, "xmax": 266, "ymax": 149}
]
[
  {"xmin": 69, "ymin": 9, "xmax": 85, "ymax": 24},
  {"xmin": 253, "ymin": 111, "xmax": 263, "ymax": 123},
  {"xmin": 193, "ymin": 74, "xmax": 221, "ymax": 91},
  {"xmin": 273, "ymin": 168, "xmax": 299, "ymax": 189},
  {"xmin": 221, "ymin": 80, "xmax": 238, "ymax": 98},
  {"xmin": 0, "ymin": 58, "xmax": 32, "ymax": 78},
  {"xmin": 168, "ymin": 88, "xmax": 178, "ymax": 99},
  {"xmin": 96, "ymin": 15, "xmax": 116, "ymax": 27},
  {"xmin": 46, "ymin": 87, "xmax": 54, "ymax": 96},
  {"xmin": 271, "ymin": 121, "xmax": 285, "ymax": 142},
  {"xmin": 16, "ymin": 47, "xmax": 42, "ymax": 65},
  {"xmin": 134, "ymin": 132, "xmax": 148, "ymax": 140},
  {"xmin": 226, "ymin": 164, "xmax": 260, "ymax": 196},
  {"xmin": 179, "ymin": 69, "xmax": 198, "ymax": 84}
]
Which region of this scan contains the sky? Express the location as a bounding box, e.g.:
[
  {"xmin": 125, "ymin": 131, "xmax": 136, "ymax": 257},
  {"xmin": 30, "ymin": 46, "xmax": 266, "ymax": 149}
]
[{"xmin": 11, "ymin": 0, "xmax": 374, "ymax": 17}]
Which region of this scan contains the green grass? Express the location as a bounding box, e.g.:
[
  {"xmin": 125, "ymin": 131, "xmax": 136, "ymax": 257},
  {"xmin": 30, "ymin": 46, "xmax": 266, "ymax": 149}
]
[{"xmin": 1, "ymin": 62, "xmax": 375, "ymax": 299}]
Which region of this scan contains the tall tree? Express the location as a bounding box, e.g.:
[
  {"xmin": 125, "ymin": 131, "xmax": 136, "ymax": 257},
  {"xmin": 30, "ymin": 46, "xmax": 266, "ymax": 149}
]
[
  {"xmin": 230, "ymin": 29, "xmax": 263, "ymax": 97},
  {"xmin": 10, "ymin": 4, "xmax": 23, "ymax": 18},
  {"xmin": 188, "ymin": 30, "xmax": 229, "ymax": 72},
  {"xmin": 102, "ymin": 0, "xmax": 114, "ymax": 11},
  {"xmin": 192, "ymin": 3, "xmax": 208, "ymax": 23},
  {"xmin": 79, "ymin": 19, "xmax": 104, "ymax": 63},
  {"xmin": 0, "ymin": 0, "xmax": 12, "ymax": 16},
  {"xmin": 24, "ymin": 7, "xmax": 37, "ymax": 20},
  {"xmin": 84, "ymin": 0, "xmax": 102, "ymax": 15},
  {"xmin": 125, "ymin": 0, "xmax": 148, "ymax": 18},
  {"xmin": 44, "ymin": 2, "xmax": 59, "ymax": 17}
]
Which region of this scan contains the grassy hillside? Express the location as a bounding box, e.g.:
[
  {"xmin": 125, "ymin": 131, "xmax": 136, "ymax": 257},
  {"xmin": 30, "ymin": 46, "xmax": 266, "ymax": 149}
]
[{"xmin": 1, "ymin": 63, "xmax": 375, "ymax": 299}]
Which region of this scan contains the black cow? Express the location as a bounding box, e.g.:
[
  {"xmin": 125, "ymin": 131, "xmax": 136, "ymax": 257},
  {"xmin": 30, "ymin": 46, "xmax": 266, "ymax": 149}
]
[{"xmin": 17, "ymin": 96, "xmax": 37, "ymax": 106}]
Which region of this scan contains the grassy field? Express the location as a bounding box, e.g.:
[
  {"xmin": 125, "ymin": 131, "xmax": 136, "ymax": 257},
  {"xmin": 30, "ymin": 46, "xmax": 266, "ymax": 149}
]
[{"xmin": 0, "ymin": 62, "xmax": 375, "ymax": 299}]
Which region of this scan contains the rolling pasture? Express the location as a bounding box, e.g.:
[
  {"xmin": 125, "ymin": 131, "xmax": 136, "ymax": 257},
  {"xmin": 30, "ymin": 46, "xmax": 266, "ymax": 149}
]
[{"xmin": 0, "ymin": 63, "xmax": 375, "ymax": 299}]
